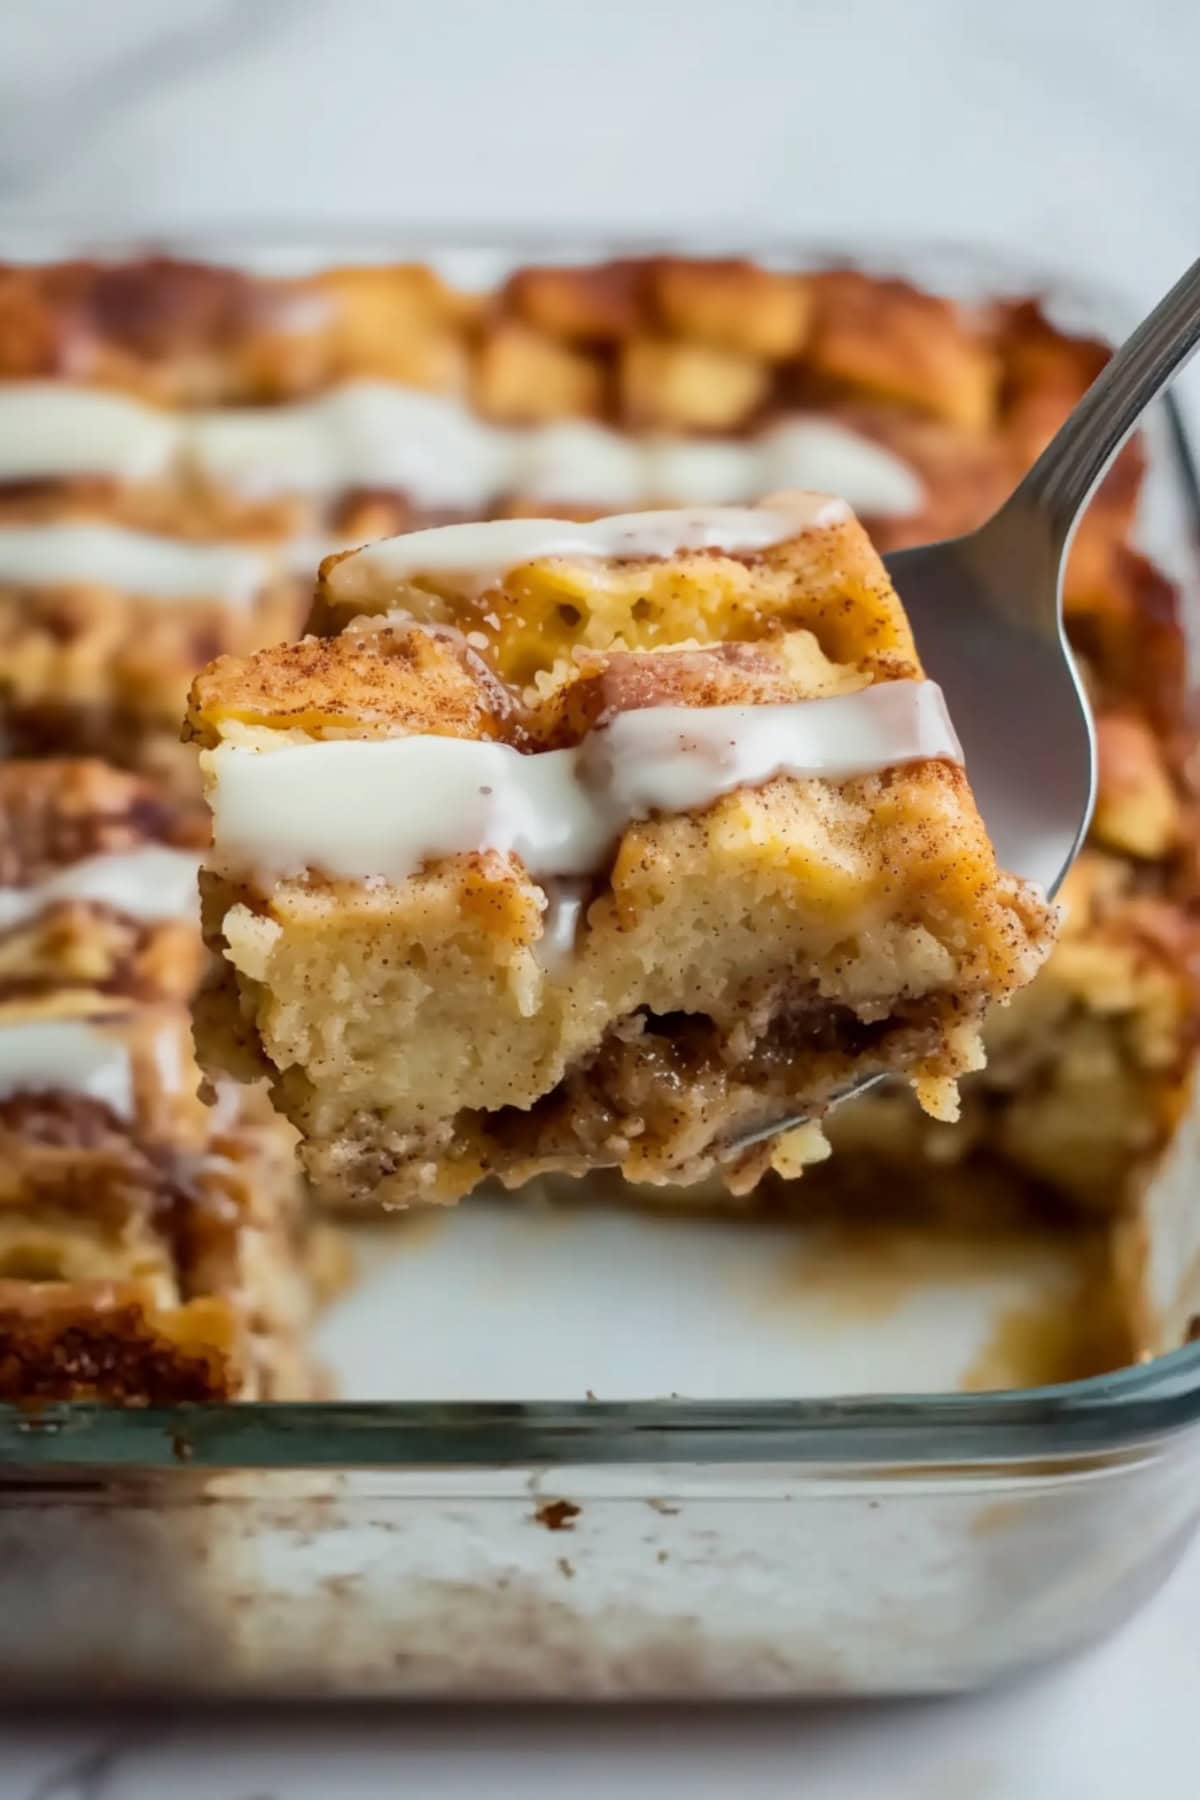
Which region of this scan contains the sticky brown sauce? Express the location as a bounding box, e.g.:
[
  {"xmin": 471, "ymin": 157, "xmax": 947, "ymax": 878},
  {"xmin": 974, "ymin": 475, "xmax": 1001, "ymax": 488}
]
[
  {"xmin": 962, "ymin": 1273, "xmax": 1134, "ymax": 1391},
  {"xmin": 765, "ymin": 1221, "xmax": 1135, "ymax": 1390}
]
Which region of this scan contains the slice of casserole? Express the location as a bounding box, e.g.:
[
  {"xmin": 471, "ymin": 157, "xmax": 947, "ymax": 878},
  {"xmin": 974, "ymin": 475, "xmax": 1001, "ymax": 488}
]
[
  {"xmin": 0, "ymin": 515, "xmax": 306, "ymax": 790},
  {"xmin": 0, "ymin": 989, "xmax": 320, "ymax": 1402},
  {"xmin": 188, "ymin": 497, "xmax": 1057, "ymax": 1209},
  {"xmin": 0, "ymin": 757, "xmax": 206, "ymax": 1002}
]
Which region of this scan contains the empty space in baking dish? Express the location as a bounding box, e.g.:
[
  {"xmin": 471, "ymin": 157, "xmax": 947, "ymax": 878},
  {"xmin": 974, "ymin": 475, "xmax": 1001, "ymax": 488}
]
[{"xmin": 316, "ymin": 1189, "xmax": 1136, "ymax": 1402}]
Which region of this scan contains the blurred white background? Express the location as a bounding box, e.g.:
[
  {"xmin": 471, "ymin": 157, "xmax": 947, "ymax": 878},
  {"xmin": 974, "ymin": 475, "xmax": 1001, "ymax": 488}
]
[
  {"xmin": 2, "ymin": 0, "xmax": 1197, "ymax": 304},
  {"xmin": 6, "ymin": 0, "xmax": 1198, "ymax": 414}
]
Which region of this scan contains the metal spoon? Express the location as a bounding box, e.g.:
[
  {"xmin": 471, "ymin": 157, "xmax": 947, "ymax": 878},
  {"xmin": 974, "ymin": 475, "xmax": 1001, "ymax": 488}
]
[{"xmin": 727, "ymin": 255, "xmax": 1200, "ymax": 1159}]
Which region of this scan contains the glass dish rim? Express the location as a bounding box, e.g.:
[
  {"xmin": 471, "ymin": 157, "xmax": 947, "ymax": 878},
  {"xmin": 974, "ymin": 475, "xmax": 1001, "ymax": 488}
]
[
  {"xmin": 1, "ymin": 224, "xmax": 1198, "ymax": 1474},
  {"xmin": 1, "ymin": 1342, "xmax": 1199, "ymax": 1471}
]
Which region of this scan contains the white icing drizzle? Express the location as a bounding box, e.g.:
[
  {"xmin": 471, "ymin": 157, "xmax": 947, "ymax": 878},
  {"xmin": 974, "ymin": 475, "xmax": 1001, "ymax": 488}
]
[
  {"xmin": 535, "ymin": 880, "xmax": 591, "ymax": 971},
  {"xmin": 326, "ymin": 500, "xmax": 845, "ymax": 601},
  {"xmin": 759, "ymin": 419, "xmax": 925, "ymax": 517},
  {"xmin": 0, "ymin": 521, "xmax": 274, "ymax": 604},
  {"xmin": 0, "ymin": 846, "xmax": 201, "ymax": 931},
  {"xmin": 0, "ymin": 383, "xmax": 180, "ymax": 482},
  {"xmin": 0, "ymin": 379, "xmax": 923, "ymax": 521},
  {"xmin": 510, "ymin": 420, "xmax": 647, "ymax": 508},
  {"xmin": 643, "ymin": 438, "xmax": 763, "ymax": 506},
  {"xmin": 0, "ymin": 1019, "xmax": 134, "ymax": 1118},
  {"xmin": 206, "ymin": 679, "xmax": 963, "ymax": 885},
  {"xmin": 190, "ymin": 383, "xmax": 509, "ymax": 505}
]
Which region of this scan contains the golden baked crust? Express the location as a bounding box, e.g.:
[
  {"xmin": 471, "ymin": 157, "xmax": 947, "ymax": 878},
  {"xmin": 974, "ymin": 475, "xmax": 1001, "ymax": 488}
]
[
  {"xmin": 0, "ymin": 1283, "xmax": 240, "ymax": 1404},
  {"xmin": 0, "ymin": 257, "xmax": 473, "ymax": 404},
  {"xmin": 190, "ymin": 502, "xmax": 1057, "ymax": 1209},
  {"xmin": 310, "ymin": 507, "xmax": 926, "ymax": 687},
  {"xmin": 193, "ymin": 627, "xmax": 519, "ymax": 745},
  {"xmin": 801, "ymin": 270, "xmax": 999, "ymax": 431}
]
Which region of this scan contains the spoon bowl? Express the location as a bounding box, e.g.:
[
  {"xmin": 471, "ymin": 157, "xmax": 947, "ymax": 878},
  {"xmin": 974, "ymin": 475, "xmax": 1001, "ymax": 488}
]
[
  {"xmin": 883, "ymin": 511, "xmax": 1095, "ymax": 896},
  {"xmin": 726, "ymin": 254, "xmax": 1200, "ymax": 1158}
]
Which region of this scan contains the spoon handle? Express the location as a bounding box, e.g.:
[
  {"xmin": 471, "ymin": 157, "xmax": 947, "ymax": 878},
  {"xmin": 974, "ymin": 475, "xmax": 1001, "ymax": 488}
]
[{"xmin": 1011, "ymin": 256, "xmax": 1200, "ymax": 553}]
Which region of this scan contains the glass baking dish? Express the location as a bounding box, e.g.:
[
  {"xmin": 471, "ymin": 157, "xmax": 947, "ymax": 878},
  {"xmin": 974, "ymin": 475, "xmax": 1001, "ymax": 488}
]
[{"xmin": 1, "ymin": 228, "xmax": 1199, "ymax": 1702}]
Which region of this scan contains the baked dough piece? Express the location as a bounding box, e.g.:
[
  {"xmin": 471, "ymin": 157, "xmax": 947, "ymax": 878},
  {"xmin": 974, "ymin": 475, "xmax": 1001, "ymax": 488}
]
[{"xmin": 190, "ymin": 498, "xmax": 1056, "ymax": 1209}]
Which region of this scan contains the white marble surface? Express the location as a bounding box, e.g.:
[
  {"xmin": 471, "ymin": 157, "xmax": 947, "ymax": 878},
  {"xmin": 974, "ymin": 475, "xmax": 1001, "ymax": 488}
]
[{"xmin": 0, "ymin": 0, "xmax": 1199, "ymax": 1792}]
